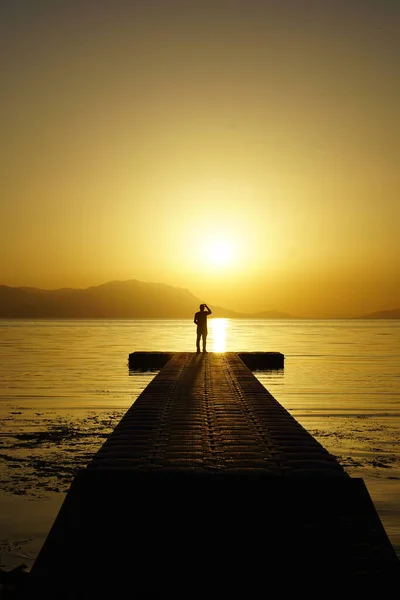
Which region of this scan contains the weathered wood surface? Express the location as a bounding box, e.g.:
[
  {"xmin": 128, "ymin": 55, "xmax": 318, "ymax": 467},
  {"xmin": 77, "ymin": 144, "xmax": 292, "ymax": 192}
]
[
  {"xmin": 26, "ymin": 352, "xmax": 400, "ymax": 595},
  {"xmin": 103, "ymin": 352, "xmax": 338, "ymax": 474}
]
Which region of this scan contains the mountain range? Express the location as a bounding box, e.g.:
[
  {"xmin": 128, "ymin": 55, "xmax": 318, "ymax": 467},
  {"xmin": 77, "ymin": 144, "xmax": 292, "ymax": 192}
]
[
  {"xmin": 0, "ymin": 280, "xmax": 292, "ymax": 319},
  {"xmin": 0, "ymin": 280, "xmax": 398, "ymax": 319},
  {"xmin": 358, "ymin": 308, "xmax": 400, "ymax": 319}
]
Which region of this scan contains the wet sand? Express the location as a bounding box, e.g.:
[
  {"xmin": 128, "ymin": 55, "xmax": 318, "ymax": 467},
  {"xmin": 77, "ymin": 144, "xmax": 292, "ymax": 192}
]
[{"xmin": 0, "ymin": 408, "xmax": 124, "ymax": 570}]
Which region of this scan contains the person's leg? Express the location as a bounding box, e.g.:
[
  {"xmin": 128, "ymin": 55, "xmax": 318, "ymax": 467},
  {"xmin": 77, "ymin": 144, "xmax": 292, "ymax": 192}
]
[
  {"xmin": 196, "ymin": 331, "xmax": 201, "ymax": 353},
  {"xmin": 202, "ymin": 332, "xmax": 207, "ymax": 352}
]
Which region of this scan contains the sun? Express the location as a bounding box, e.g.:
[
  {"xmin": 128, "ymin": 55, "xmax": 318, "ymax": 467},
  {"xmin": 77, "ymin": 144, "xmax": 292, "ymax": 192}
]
[{"xmin": 204, "ymin": 239, "xmax": 237, "ymax": 267}]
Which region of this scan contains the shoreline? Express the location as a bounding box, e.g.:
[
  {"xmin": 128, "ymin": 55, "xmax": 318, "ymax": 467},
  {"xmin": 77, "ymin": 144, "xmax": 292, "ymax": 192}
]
[{"xmin": 1, "ymin": 407, "xmax": 400, "ymax": 571}]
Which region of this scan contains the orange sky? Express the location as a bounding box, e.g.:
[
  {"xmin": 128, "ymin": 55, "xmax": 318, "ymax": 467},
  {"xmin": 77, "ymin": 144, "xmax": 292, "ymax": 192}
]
[{"xmin": 1, "ymin": 1, "xmax": 399, "ymax": 317}]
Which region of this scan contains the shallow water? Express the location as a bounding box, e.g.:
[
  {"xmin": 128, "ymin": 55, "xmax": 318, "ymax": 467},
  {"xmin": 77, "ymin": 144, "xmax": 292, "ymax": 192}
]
[{"xmin": 0, "ymin": 318, "xmax": 399, "ymax": 569}]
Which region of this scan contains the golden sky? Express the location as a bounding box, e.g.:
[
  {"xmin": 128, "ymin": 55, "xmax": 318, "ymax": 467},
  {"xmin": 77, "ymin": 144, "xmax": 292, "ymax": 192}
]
[{"xmin": 1, "ymin": 1, "xmax": 399, "ymax": 317}]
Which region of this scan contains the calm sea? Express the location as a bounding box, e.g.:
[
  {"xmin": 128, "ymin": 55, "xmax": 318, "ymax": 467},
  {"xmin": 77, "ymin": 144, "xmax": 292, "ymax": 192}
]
[{"xmin": 1, "ymin": 318, "xmax": 399, "ymax": 566}]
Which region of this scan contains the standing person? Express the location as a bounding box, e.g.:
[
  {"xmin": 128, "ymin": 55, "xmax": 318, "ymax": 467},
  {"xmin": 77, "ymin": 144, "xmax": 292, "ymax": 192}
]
[{"xmin": 194, "ymin": 303, "xmax": 212, "ymax": 353}]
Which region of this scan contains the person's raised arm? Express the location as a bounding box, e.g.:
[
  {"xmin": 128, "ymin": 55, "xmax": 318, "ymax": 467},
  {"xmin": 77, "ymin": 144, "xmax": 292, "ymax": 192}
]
[{"xmin": 205, "ymin": 304, "xmax": 212, "ymax": 315}]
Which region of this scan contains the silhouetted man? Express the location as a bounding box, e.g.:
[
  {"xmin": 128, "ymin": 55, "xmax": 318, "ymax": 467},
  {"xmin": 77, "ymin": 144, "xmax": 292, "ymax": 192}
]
[{"xmin": 194, "ymin": 303, "xmax": 212, "ymax": 353}]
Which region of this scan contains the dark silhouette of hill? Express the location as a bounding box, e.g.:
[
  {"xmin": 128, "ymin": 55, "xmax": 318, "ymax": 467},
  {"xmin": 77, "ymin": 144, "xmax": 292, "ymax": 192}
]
[
  {"xmin": 358, "ymin": 308, "xmax": 400, "ymax": 319},
  {"xmin": 0, "ymin": 281, "xmax": 201, "ymax": 318},
  {"xmin": 250, "ymin": 310, "xmax": 295, "ymax": 319},
  {"xmin": 0, "ymin": 280, "xmax": 264, "ymax": 319},
  {"xmin": 1, "ymin": 281, "xmax": 398, "ymax": 319}
]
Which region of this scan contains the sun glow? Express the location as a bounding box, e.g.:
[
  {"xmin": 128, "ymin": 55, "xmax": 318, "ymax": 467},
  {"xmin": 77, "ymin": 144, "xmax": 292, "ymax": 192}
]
[{"xmin": 204, "ymin": 238, "xmax": 237, "ymax": 268}]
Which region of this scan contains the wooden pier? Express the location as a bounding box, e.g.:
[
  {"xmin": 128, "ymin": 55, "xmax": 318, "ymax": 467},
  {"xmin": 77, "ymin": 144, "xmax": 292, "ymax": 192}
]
[{"xmin": 26, "ymin": 352, "xmax": 400, "ymax": 595}]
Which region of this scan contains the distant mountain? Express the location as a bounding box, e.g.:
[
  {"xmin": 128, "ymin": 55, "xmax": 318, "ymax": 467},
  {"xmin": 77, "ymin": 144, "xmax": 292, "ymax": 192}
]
[
  {"xmin": 250, "ymin": 310, "xmax": 295, "ymax": 319},
  {"xmin": 0, "ymin": 280, "xmax": 291, "ymax": 319},
  {"xmin": 0, "ymin": 280, "xmax": 198, "ymax": 318},
  {"xmin": 1, "ymin": 281, "xmax": 397, "ymax": 319},
  {"xmin": 359, "ymin": 308, "xmax": 400, "ymax": 319}
]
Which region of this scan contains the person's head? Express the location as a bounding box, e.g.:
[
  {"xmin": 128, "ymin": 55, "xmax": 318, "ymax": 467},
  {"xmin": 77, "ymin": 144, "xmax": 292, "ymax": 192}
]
[{"xmin": 199, "ymin": 304, "xmax": 205, "ymax": 311}]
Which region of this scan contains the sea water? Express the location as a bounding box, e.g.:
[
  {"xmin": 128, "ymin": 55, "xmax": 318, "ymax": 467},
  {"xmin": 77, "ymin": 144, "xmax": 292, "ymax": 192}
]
[{"xmin": 0, "ymin": 318, "xmax": 399, "ymax": 568}]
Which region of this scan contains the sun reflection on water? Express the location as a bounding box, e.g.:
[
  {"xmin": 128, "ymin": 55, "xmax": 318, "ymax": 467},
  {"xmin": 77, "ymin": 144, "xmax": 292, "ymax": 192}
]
[{"xmin": 210, "ymin": 318, "xmax": 228, "ymax": 352}]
